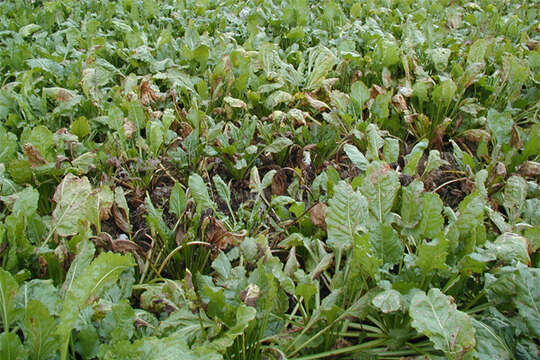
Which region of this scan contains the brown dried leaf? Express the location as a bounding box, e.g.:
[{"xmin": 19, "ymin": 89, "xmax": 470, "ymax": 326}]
[
  {"xmin": 309, "ymin": 202, "xmax": 327, "ymax": 229},
  {"xmin": 205, "ymin": 217, "xmax": 238, "ymax": 249},
  {"xmin": 112, "ymin": 204, "xmax": 132, "ymax": 233},
  {"xmin": 23, "ymin": 143, "xmax": 47, "ymax": 167},
  {"xmin": 272, "ymin": 169, "xmax": 288, "ymax": 195},
  {"xmin": 123, "ymin": 120, "xmax": 137, "ymax": 139},
  {"xmin": 391, "ymin": 94, "xmax": 408, "ymax": 112},
  {"xmin": 140, "ymin": 79, "xmax": 160, "ymax": 106},
  {"xmin": 304, "ymin": 93, "xmax": 329, "ymax": 111},
  {"xmin": 56, "ymin": 89, "xmax": 74, "ymax": 102},
  {"xmin": 518, "ymin": 161, "xmax": 540, "ymax": 177}
]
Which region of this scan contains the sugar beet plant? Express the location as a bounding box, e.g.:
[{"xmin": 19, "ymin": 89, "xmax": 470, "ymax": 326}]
[{"xmin": 0, "ymin": 0, "xmax": 539, "ymax": 359}]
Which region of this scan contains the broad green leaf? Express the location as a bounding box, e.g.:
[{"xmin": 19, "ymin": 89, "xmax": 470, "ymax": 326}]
[
  {"xmin": 325, "ymin": 181, "xmax": 368, "ymax": 250},
  {"xmin": 370, "ymin": 223, "xmax": 403, "ymax": 267},
  {"xmin": 366, "ymin": 123, "xmax": 384, "ymax": 160},
  {"xmin": 144, "ymin": 195, "xmax": 173, "ymax": 242},
  {"xmin": 486, "ymin": 233, "xmax": 530, "ymax": 265},
  {"xmin": 467, "ymin": 39, "xmax": 489, "ymax": 65},
  {"xmin": 350, "ymin": 81, "xmax": 370, "ymax": 113},
  {"xmin": 429, "ymin": 47, "xmax": 451, "ymax": 71},
  {"xmin": 343, "ymin": 144, "xmax": 369, "ymax": 170},
  {"xmin": 401, "ymin": 180, "xmax": 424, "ymax": 229},
  {"xmin": 18, "ymin": 279, "xmax": 60, "ymax": 316},
  {"xmin": 423, "ymin": 150, "xmax": 443, "ymax": 176},
  {"xmin": 371, "ymin": 92, "xmax": 392, "ymax": 121},
  {"xmin": 503, "ymin": 175, "xmax": 527, "ymax": 223},
  {"xmin": 52, "ymin": 174, "xmax": 98, "ymax": 237},
  {"xmin": 265, "ymin": 90, "xmax": 292, "ymax": 109},
  {"xmin": 305, "ymin": 46, "xmax": 336, "ymax": 90},
  {"xmin": 372, "ymin": 289, "xmax": 402, "ymax": 313},
  {"xmin": 473, "ymin": 319, "xmax": 512, "ymax": 360},
  {"xmin": 23, "ymin": 300, "xmax": 58, "ymax": 360},
  {"xmin": 100, "ymin": 334, "xmax": 221, "ymax": 360},
  {"xmin": 99, "ymin": 300, "xmax": 135, "ymax": 343},
  {"xmin": 375, "ymin": 39, "xmax": 400, "ymax": 67},
  {"xmin": 10, "ymin": 186, "xmax": 39, "ymax": 217},
  {"xmin": 0, "ymin": 332, "xmax": 25, "ymax": 360},
  {"xmin": 188, "ymin": 174, "xmax": 214, "ymax": 210},
  {"xmin": 147, "ymin": 121, "xmax": 164, "ymax": 156},
  {"xmin": 403, "ymin": 140, "xmax": 428, "ymax": 175},
  {"xmin": 57, "ymin": 252, "xmax": 134, "ymax": 360},
  {"xmin": 19, "ymin": 24, "xmax": 41, "ymax": 37},
  {"xmin": 360, "ymin": 162, "xmax": 400, "ymax": 221},
  {"xmin": 410, "ymin": 288, "xmax": 476, "ymax": 359},
  {"xmin": 416, "ymin": 233, "xmax": 449, "ymax": 273},
  {"xmin": 265, "ymin": 137, "xmax": 293, "ymax": 153},
  {"xmin": 209, "ymin": 305, "xmax": 256, "ymax": 351},
  {"xmin": 383, "ymin": 137, "xmax": 399, "ymax": 164},
  {"xmin": 169, "ymin": 182, "xmax": 186, "ymax": 218},
  {"xmin": 432, "ymin": 79, "xmax": 457, "ymax": 108},
  {"xmin": 0, "ymin": 126, "xmax": 18, "ymax": 163},
  {"xmin": 487, "ymin": 109, "xmax": 513, "ymax": 145},
  {"xmin": 0, "ymin": 269, "xmax": 19, "ymax": 332},
  {"xmin": 513, "ymin": 267, "xmax": 540, "ymax": 337},
  {"xmin": 27, "ymin": 58, "xmax": 63, "ymax": 76}
]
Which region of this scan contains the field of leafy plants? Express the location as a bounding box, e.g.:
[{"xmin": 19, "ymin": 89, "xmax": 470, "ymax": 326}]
[{"xmin": 0, "ymin": 0, "xmax": 539, "ymax": 359}]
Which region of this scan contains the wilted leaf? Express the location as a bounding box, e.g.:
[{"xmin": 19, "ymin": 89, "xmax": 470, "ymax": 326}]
[{"xmin": 309, "ymin": 202, "xmax": 327, "ymax": 229}]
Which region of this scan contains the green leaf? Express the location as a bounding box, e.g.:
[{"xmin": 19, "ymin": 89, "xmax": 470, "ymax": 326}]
[
  {"xmin": 265, "ymin": 91, "xmax": 293, "ymax": 109},
  {"xmin": 432, "ymin": 79, "xmax": 457, "ymax": 108},
  {"xmin": 325, "ymin": 181, "xmax": 368, "ymax": 250},
  {"xmin": 486, "ymin": 233, "xmax": 530, "ymax": 265},
  {"xmin": 366, "ymin": 123, "xmax": 384, "ymax": 160},
  {"xmin": 169, "ymin": 182, "xmax": 186, "ymax": 218},
  {"xmin": 0, "ymin": 126, "xmax": 18, "ymax": 163},
  {"xmin": 423, "ymin": 150, "xmax": 443, "ymax": 176},
  {"xmin": 487, "ymin": 109, "xmax": 513, "ymax": 145},
  {"xmin": 57, "ymin": 252, "xmax": 134, "ymax": 360},
  {"xmin": 0, "ymin": 332, "xmax": 25, "ymax": 360},
  {"xmin": 188, "ymin": 174, "xmax": 214, "ymax": 210},
  {"xmin": 360, "ymin": 161, "xmax": 400, "ymax": 221},
  {"xmin": 410, "ymin": 288, "xmax": 476, "ymax": 359},
  {"xmin": 52, "ymin": 174, "xmax": 98, "ymax": 237},
  {"xmin": 371, "ymin": 92, "xmax": 392, "ymax": 121},
  {"xmin": 473, "ymin": 319, "xmax": 512, "ymax": 360},
  {"xmin": 18, "ymin": 279, "xmax": 60, "ymax": 316},
  {"xmin": 305, "ymin": 46, "xmax": 336, "ymax": 90},
  {"xmin": 100, "ymin": 334, "xmax": 221, "ymax": 360},
  {"xmin": 416, "ymin": 233, "xmax": 449, "ymax": 273},
  {"xmin": 503, "ymin": 175, "xmax": 527, "ymax": 223},
  {"xmin": 209, "ymin": 305, "xmax": 256, "ymax": 351},
  {"xmin": 401, "ymin": 180, "xmax": 424, "ymax": 229},
  {"xmin": 370, "ymin": 222, "xmax": 403, "ymax": 267},
  {"xmin": 403, "ymin": 140, "xmax": 428, "ymax": 175},
  {"xmin": 12, "ymin": 186, "xmax": 39, "ymax": 217},
  {"xmin": 265, "ymin": 137, "xmax": 293, "ymax": 154},
  {"xmin": 383, "ymin": 137, "xmax": 399, "ymax": 164},
  {"xmin": 70, "ymin": 117, "xmax": 91, "ymax": 139},
  {"xmin": 23, "ymin": 300, "xmax": 58, "ymax": 360},
  {"xmin": 350, "ymin": 81, "xmax": 370, "ymax": 113},
  {"xmin": 372, "ymin": 289, "xmax": 402, "ymax": 313},
  {"xmin": 0, "ymin": 269, "xmax": 19, "ymax": 332},
  {"xmin": 343, "ymin": 144, "xmax": 369, "ymax": 171},
  {"xmin": 147, "ymin": 121, "xmax": 164, "ymax": 156},
  {"xmin": 513, "ymin": 267, "xmax": 540, "ymax": 337}
]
